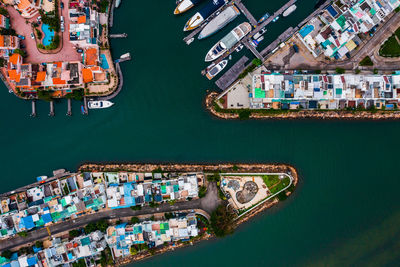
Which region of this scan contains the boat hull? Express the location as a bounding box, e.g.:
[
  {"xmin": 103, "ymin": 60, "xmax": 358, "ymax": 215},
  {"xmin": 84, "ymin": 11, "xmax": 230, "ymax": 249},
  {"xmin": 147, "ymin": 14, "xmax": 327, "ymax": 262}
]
[
  {"xmin": 174, "ymin": 0, "xmax": 194, "ymax": 15},
  {"xmin": 198, "ymin": 5, "xmax": 240, "ymax": 39},
  {"xmin": 283, "ymin": 5, "xmax": 297, "ymax": 17},
  {"xmin": 88, "ymin": 101, "xmax": 114, "ymax": 109}
]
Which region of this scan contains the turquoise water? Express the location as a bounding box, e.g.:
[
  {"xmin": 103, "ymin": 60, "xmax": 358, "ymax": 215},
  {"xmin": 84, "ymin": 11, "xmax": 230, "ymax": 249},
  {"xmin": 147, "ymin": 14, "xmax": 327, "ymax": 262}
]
[
  {"xmin": 1, "ymin": 1, "xmax": 400, "ymax": 266},
  {"xmin": 100, "ymin": 54, "xmax": 109, "ymax": 69},
  {"xmin": 41, "ymin": 24, "xmax": 54, "ymax": 46}
]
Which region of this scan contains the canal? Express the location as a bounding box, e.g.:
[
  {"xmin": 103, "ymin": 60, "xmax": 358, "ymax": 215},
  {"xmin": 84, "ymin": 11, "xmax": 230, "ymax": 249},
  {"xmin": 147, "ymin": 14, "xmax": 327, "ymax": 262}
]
[{"xmin": 1, "ymin": 0, "xmax": 400, "ymax": 266}]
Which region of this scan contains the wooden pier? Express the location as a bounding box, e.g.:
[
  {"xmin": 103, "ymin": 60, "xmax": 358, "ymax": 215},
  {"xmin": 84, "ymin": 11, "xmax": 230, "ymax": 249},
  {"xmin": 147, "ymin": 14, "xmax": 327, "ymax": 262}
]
[
  {"xmin": 234, "ymin": 0, "xmax": 257, "ymax": 27},
  {"xmin": 83, "ymin": 96, "xmax": 89, "ymax": 115},
  {"xmin": 215, "ymin": 56, "xmax": 249, "ymax": 90},
  {"xmin": 31, "ymin": 100, "xmax": 36, "ymax": 117},
  {"xmin": 67, "ymin": 98, "xmax": 72, "ymax": 116},
  {"xmin": 183, "ymin": 1, "xmax": 235, "ymax": 44},
  {"xmin": 244, "ymin": 40, "xmax": 263, "ymax": 60},
  {"xmin": 110, "ymin": 33, "xmax": 128, "ymax": 38},
  {"xmin": 109, "ymin": 0, "xmax": 115, "ymax": 27},
  {"xmin": 49, "ymin": 101, "xmax": 54, "ymax": 117}
]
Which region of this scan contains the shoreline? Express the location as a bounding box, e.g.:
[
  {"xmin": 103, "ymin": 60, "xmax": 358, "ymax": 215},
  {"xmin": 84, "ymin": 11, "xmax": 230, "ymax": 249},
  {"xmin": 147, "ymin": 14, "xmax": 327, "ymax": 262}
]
[{"xmin": 206, "ymin": 92, "xmax": 400, "ymax": 120}]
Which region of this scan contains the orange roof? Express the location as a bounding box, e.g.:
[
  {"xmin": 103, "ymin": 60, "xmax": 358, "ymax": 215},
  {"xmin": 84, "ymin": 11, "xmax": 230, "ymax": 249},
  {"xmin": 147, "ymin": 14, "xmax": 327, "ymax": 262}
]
[
  {"xmin": 82, "ymin": 68, "xmax": 93, "ymax": 83},
  {"xmin": 7, "ymin": 69, "xmax": 21, "ymax": 82},
  {"xmin": 52, "ymin": 77, "xmax": 66, "ymax": 85},
  {"xmin": 78, "ymin": 16, "xmax": 86, "ymax": 24},
  {"xmin": 36, "ymin": 71, "xmax": 46, "ymax": 82},
  {"xmin": 56, "ymin": 62, "xmax": 62, "ymax": 68},
  {"xmin": 9, "ymin": 54, "xmax": 21, "ymax": 65},
  {"xmin": 17, "ymin": 0, "xmax": 30, "ymax": 11},
  {"xmin": 0, "ymin": 35, "xmax": 4, "ymax": 47},
  {"xmin": 85, "ymin": 48, "xmax": 97, "ymax": 66}
]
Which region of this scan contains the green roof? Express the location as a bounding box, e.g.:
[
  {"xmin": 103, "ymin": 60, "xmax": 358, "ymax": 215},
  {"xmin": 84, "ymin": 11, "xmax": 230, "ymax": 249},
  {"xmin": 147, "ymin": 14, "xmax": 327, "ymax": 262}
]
[
  {"xmin": 255, "ymin": 88, "xmax": 266, "ymax": 98},
  {"xmin": 336, "ymin": 15, "xmax": 346, "ymax": 29},
  {"xmin": 336, "ymin": 88, "xmax": 342, "ymax": 95},
  {"xmin": 80, "ymin": 237, "xmax": 91, "ymax": 246}
]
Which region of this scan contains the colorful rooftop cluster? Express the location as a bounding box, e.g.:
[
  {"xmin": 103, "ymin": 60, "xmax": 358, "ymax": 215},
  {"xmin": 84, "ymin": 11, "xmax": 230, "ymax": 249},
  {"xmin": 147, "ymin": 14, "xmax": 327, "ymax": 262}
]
[
  {"xmin": 298, "ymin": 0, "xmax": 400, "ymax": 59},
  {"xmin": 106, "ymin": 214, "xmax": 199, "ymax": 257},
  {"xmin": 249, "ymin": 72, "xmax": 400, "ymax": 110},
  {"xmin": 69, "ymin": 5, "xmax": 100, "ymax": 46},
  {"xmin": 1, "ymin": 230, "xmax": 107, "ymax": 267},
  {"xmin": 0, "ymin": 172, "xmax": 200, "ymax": 240}
]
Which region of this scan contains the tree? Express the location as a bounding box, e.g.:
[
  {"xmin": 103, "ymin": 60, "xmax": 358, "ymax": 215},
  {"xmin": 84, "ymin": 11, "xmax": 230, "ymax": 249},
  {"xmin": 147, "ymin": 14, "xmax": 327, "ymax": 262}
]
[
  {"xmin": 198, "ymin": 186, "xmax": 207, "ymax": 198},
  {"xmin": 359, "ymin": 56, "xmax": 373, "ymax": 66},
  {"xmin": 164, "ymin": 212, "xmax": 174, "ymax": 220},
  {"xmin": 37, "ymin": 90, "xmax": 52, "ymax": 102},
  {"xmin": 36, "ymin": 29, "xmax": 42, "ymax": 40},
  {"xmin": 17, "ymin": 231, "xmax": 28, "ymax": 237},
  {"xmin": 35, "ymin": 240, "xmax": 43, "ymax": 249},
  {"xmin": 69, "ymin": 229, "xmax": 80, "ymax": 238},
  {"xmin": 207, "ymin": 172, "xmax": 221, "ymax": 182},
  {"xmin": 72, "ymin": 258, "xmax": 86, "ymax": 267},
  {"xmin": 129, "ymin": 246, "xmax": 138, "ymax": 255},
  {"xmin": 252, "ymin": 58, "xmax": 263, "ymax": 66},
  {"xmin": 130, "ymin": 205, "xmax": 141, "ymax": 211},
  {"xmin": 210, "ymin": 205, "xmax": 234, "ymax": 237},
  {"xmin": 0, "ymin": 7, "xmax": 8, "ymax": 15},
  {"xmin": 1, "ymin": 250, "xmax": 12, "ymax": 259},
  {"xmin": 335, "ymin": 68, "xmax": 345, "ymax": 74},
  {"xmin": 131, "ymin": 217, "xmax": 140, "ymax": 224},
  {"xmin": 14, "ymin": 49, "xmax": 26, "ymax": 57}
]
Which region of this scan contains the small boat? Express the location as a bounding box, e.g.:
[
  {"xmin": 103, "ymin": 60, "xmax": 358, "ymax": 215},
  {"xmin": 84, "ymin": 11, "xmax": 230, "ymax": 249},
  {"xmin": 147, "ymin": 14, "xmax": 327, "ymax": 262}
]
[
  {"xmin": 235, "ymin": 44, "xmax": 244, "ymax": 52},
  {"xmin": 37, "ymin": 176, "xmax": 48, "ymax": 184},
  {"xmin": 120, "ymin": 53, "xmax": 130, "ymax": 59},
  {"xmin": 116, "ymin": 0, "xmax": 121, "ymax": 8},
  {"xmin": 206, "ymin": 60, "xmax": 228, "ymax": 80},
  {"xmin": 272, "ymin": 16, "xmax": 280, "ymax": 22},
  {"xmin": 257, "ymin": 36, "xmax": 264, "ymax": 42},
  {"xmin": 88, "ymin": 100, "xmax": 114, "ymax": 109},
  {"xmin": 283, "ymin": 4, "xmax": 297, "ymax": 17},
  {"xmin": 251, "ymin": 39, "xmax": 259, "ymax": 47},
  {"xmin": 258, "ymin": 12, "xmax": 270, "ymax": 24},
  {"xmin": 81, "ymin": 105, "xmax": 85, "ymax": 114},
  {"xmin": 174, "ymin": 0, "xmax": 206, "ymax": 15},
  {"xmin": 186, "ymin": 37, "xmax": 195, "ymax": 45}
]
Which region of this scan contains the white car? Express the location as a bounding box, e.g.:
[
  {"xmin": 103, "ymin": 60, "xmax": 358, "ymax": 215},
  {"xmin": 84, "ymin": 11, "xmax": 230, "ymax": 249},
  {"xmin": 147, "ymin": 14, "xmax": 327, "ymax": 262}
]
[
  {"xmin": 61, "ymin": 23, "xmax": 65, "ymax": 32},
  {"xmin": 30, "ymin": 33, "xmax": 35, "ymax": 39}
]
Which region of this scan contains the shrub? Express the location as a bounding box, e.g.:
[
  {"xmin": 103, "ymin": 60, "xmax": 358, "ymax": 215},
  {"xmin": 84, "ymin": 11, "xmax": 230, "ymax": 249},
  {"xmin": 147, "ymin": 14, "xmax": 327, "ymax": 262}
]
[
  {"xmin": 359, "ymin": 56, "xmax": 373, "ymax": 66},
  {"xmin": 210, "ymin": 205, "xmax": 234, "ymax": 237},
  {"xmin": 198, "ymin": 186, "xmax": 207, "ymax": 198},
  {"xmin": 69, "ymin": 229, "xmax": 80, "ymax": 238},
  {"xmin": 36, "ymin": 29, "xmax": 42, "ymax": 40},
  {"xmin": 335, "ymin": 67, "xmax": 345, "ymax": 74},
  {"xmin": 131, "ymin": 217, "xmax": 140, "ymax": 224},
  {"xmin": 238, "ymin": 109, "xmax": 251, "ymax": 120}
]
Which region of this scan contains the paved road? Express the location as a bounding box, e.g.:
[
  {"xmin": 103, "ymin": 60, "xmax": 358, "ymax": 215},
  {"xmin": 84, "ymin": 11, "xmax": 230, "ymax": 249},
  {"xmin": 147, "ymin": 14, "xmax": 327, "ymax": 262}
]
[{"xmin": 0, "ymin": 182, "xmax": 220, "ymax": 252}]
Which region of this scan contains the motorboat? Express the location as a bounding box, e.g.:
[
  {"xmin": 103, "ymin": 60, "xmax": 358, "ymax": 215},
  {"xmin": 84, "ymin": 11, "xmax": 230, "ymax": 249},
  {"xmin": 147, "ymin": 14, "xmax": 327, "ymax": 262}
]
[
  {"xmin": 88, "ymin": 100, "xmax": 114, "ymax": 109},
  {"xmin": 206, "ymin": 60, "xmax": 228, "ymax": 79}
]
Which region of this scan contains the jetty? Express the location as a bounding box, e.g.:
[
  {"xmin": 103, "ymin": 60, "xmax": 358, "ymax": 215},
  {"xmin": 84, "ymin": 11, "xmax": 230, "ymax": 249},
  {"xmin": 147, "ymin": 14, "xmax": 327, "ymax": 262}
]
[
  {"xmin": 110, "ymin": 33, "xmax": 128, "ymax": 38},
  {"xmin": 67, "ymin": 98, "xmax": 72, "ymax": 116},
  {"xmin": 109, "ymin": 0, "xmax": 115, "ymax": 27},
  {"xmin": 83, "ymin": 96, "xmax": 89, "ymax": 115},
  {"xmin": 234, "ymin": 0, "xmax": 257, "ymax": 27},
  {"xmin": 215, "ymin": 56, "xmax": 249, "ymax": 90},
  {"xmin": 183, "ymin": 1, "xmax": 235, "ymax": 44},
  {"xmin": 201, "ymin": 0, "xmax": 296, "ymax": 75},
  {"xmin": 31, "ymin": 100, "xmax": 36, "ymax": 117}
]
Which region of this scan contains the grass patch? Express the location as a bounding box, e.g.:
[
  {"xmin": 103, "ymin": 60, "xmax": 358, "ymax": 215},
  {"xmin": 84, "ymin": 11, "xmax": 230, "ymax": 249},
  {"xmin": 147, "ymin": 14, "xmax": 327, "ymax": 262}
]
[
  {"xmin": 262, "ymin": 175, "xmax": 290, "ymax": 194},
  {"xmin": 379, "ymin": 35, "xmax": 400, "ymax": 57}
]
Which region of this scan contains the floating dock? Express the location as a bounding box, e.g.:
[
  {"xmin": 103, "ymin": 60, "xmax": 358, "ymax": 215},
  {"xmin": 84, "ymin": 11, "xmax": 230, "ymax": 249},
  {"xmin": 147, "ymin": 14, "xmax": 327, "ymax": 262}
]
[
  {"xmin": 215, "ymin": 56, "xmax": 249, "ymax": 90},
  {"xmin": 234, "ymin": 0, "xmax": 257, "ymax": 27},
  {"xmin": 83, "ymin": 96, "xmax": 88, "ymax": 115}
]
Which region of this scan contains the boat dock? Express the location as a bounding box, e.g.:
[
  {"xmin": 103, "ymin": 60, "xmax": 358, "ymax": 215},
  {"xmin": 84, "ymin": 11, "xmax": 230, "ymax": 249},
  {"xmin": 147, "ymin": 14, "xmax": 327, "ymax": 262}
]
[
  {"xmin": 234, "ymin": 0, "xmax": 257, "ymax": 27},
  {"xmin": 183, "ymin": 1, "xmax": 236, "ymax": 44},
  {"xmin": 244, "ymin": 40, "xmax": 263, "ymax": 60},
  {"xmin": 109, "ymin": 0, "xmax": 115, "ymax": 27},
  {"xmin": 110, "ymin": 33, "xmax": 128, "ymax": 38},
  {"xmin": 83, "ymin": 96, "xmax": 89, "ymax": 115},
  {"xmin": 31, "ymin": 100, "xmax": 36, "ymax": 117},
  {"xmin": 215, "ymin": 56, "xmax": 249, "ymax": 90}
]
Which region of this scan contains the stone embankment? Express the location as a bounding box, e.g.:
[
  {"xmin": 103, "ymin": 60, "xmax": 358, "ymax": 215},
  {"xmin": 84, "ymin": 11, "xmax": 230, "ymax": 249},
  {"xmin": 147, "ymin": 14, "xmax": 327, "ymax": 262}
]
[
  {"xmin": 79, "ymin": 162, "xmax": 295, "ymax": 174},
  {"xmin": 206, "ymin": 92, "xmax": 400, "ymax": 120}
]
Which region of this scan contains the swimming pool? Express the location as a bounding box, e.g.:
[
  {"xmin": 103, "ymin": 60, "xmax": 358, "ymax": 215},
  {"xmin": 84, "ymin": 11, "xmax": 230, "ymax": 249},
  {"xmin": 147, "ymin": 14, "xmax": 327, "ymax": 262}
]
[
  {"xmin": 299, "ymin": 24, "xmax": 314, "ymax": 38},
  {"xmin": 41, "ymin": 24, "xmax": 55, "ymax": 46},
  {"xmin": 100, "ymin": 54, "xmax": 109, "ymax": 69}
]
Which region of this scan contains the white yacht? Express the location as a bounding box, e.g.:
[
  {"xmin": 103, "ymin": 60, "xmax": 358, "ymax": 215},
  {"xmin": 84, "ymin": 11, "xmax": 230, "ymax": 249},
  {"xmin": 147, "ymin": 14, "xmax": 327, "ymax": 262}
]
[
  {"xmin": 205, "ymin": 22, "xmax": 252, "ymax": 62},
  {"xmin": 206, "ymin": 60, "xmax": 228, "ymax": 80},
  {"xmin": 88, "ymin": 100, "xmax": 114, "ymax": 109}
]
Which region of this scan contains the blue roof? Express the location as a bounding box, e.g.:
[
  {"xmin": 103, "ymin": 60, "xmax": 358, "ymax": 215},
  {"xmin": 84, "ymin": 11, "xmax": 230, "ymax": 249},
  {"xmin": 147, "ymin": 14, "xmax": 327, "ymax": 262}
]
[
  {"xmin": 22, "ymin": 216, "xmax": 35, "ymax": 230},
  {"xmin": 42, "ymin": 213, "xmax": 52, "ymax": 224},
  {"xmin": 115, "ymin": 223, "xmax": 127, "ymax": 229},
  {"xmin": 10, "ymin": 254, "xmax": 18, "ymax": 261},
  {"xmin": 27, "ymin": 257, "xmax": 37, "ymax": 266},
  {"xmin": 10, "ymin": 261, "xmax": 19, "ymax": 267}
]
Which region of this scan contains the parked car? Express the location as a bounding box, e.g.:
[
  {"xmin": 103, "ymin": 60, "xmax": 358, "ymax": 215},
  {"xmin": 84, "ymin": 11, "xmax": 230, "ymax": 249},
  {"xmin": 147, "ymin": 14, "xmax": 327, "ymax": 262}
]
[
  {"xmin": 60, "ymin": 16, "xmax": 64, "ymax": 23},
  {"xmin": 37, "ymin": 16, "xmax": 41, "ymax": 22},
  {"xmin": 76, "ymin": 48, "xmax": 83, "ymax": 53},
  {"xmin": 18, "ymin": 35, "xmax": 25, "ymax": 40},
  {"xmin": 30, "ymin": 33, "xmax": 35, "ymax": 39},
  {"xmin": 61, "ymin": 24, "xmax": 65, "ymax": 32},
  {"xmin": 60, "ymin": 2, "xmax": 64, "ymax": 9}
]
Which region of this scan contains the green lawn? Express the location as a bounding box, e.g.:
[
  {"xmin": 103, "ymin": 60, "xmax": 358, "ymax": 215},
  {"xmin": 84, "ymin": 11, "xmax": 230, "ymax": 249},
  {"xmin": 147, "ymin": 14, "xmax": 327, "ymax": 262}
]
[
  {"xmin": 262, "ymin": 175, "xmax": 291, "ymax": 194},
  {"xmin": 379, "ymin": 35, "xmax": 400, "ymax": 57}
]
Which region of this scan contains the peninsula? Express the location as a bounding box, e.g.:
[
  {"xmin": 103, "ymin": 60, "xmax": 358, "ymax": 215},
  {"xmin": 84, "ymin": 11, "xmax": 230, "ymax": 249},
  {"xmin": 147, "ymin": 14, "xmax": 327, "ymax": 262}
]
[
  {"xmin": 0, "ymin": 0, "xmax": 128, "ymax": 115},
  {"xmin": 0, "ymin": 163, "xmax": 298, "ymax": 266}
]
